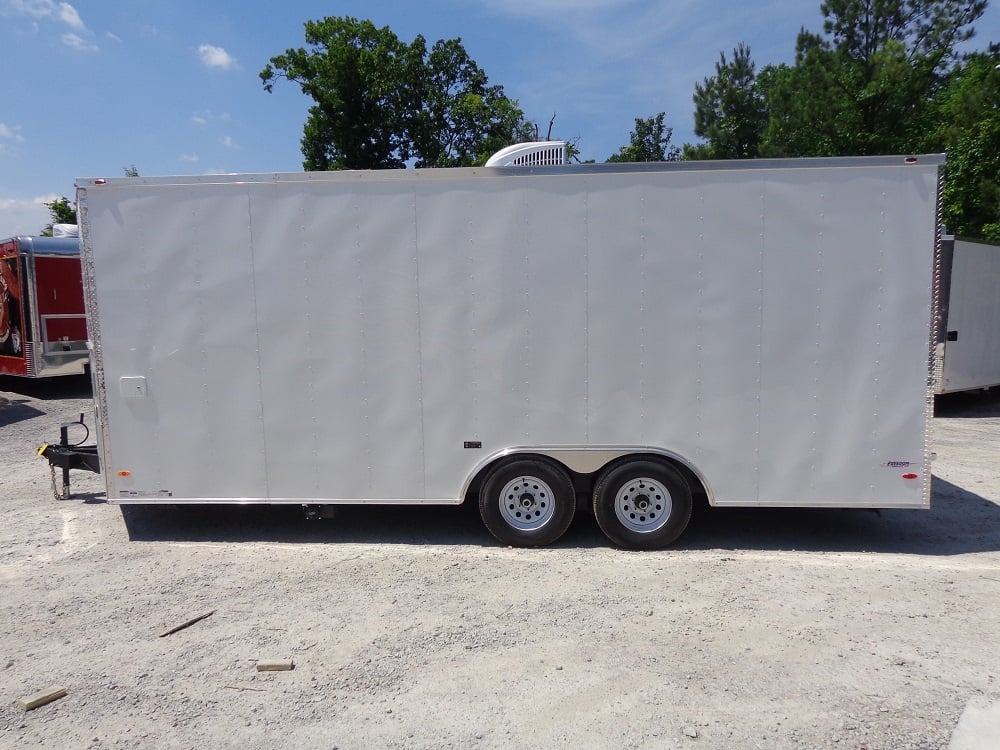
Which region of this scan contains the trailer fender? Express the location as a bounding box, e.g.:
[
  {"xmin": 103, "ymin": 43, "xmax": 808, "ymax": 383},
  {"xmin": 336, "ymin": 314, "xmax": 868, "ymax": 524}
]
[{"xmin": 461, "ymin": 447, "xmax": 713, "ymax": 506}]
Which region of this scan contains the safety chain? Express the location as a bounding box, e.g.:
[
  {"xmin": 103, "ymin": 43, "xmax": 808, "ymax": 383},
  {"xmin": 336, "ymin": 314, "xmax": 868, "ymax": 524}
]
[{"xmin": 49, "ymin": 464, "xmax": 67, "ymax": 501}]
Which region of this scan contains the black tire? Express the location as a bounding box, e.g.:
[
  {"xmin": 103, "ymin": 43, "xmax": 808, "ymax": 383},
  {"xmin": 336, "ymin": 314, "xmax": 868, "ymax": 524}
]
[
  {"xmin": 478, "ymin": 457, "xmax": 576, "ymax": 547},
  {"xmin": 593, "ymin": 459, "xmax": 692, "ymax": 550}
]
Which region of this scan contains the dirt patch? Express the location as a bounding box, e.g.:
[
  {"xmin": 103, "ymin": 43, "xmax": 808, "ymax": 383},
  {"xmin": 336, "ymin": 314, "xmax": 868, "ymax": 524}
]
[{"xmin": 1, "ymin": 376, "xmax": 999, "ymax": 749}]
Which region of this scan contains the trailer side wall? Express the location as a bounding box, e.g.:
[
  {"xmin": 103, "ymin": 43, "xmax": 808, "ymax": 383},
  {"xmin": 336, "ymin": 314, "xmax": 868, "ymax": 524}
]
[
  {"xmin": 937, "ymin": 237, "xmax": 1000, "ymax": 393},
  {"xmin": 79, "ymin": 159, "xmax": 939, "ymax": 508}
]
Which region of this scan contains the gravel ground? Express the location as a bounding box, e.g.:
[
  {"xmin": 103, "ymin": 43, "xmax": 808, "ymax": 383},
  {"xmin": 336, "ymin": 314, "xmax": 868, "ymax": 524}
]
[{"xmin": 1, "ymin": 375, "xmax": 999, "ymax": 749}]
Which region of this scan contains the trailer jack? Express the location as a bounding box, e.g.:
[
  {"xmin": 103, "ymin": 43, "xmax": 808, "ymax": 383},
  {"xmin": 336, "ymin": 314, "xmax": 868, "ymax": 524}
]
[{"xmin": 37, "ymin": 413, "xmax": 101, "ymax": 500}]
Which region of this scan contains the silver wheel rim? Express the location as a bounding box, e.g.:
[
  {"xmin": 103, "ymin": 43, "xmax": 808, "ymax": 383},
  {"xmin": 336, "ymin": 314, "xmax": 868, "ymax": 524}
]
[
  {"xmin": 498, "ymin": 475, "xmax": 556, "ymax": 531},
  {"xmin": 614, "ymin": 476, "xmax": 672, "ymax": 533}
]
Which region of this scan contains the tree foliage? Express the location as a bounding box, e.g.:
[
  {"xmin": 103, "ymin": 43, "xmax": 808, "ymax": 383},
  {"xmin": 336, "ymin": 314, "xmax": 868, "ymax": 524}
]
[
  {"xmin": 687, "ymin": 43, "xmax": 768, "ymax": 159},
  {"xmin": 759, "ymin": 0, "xmax": 987, "ymax": 156},
  {"xmin": 40, "ymin": 197, "xmax": 75, "ymax": 236},
  {"xmin": 607, "ymin": 113, "xmax": 681, "ymax": 162},
  {"xmin": 683, "ymin": 1, "xmax": 995, "ymax": 237},
  {"xmin": 410, "ymin": 39, "xmax": 536, "ymax": 167},
  {"xmin": 261, "ymin": 17, "xmax": 532, "ymax": 170},
  {"xmin": 931, "ymin": 48, "xmax": 1000, "ymax": 240}
]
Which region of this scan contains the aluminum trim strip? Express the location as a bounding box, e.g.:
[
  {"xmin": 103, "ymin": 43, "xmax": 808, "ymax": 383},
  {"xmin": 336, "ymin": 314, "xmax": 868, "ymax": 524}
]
[
  {"xmin": 711, "ymin": 500, "xmax": 933, "ymax": 509},
  {"xmin": 76, "ymin": 155, "xmax": 946, "ymax": 189},
  {"xmin": 923, "ymin": 166, "xmax": 945, "ymax": 507},
  {"xmin": 76, "ymin": 186, "xmax": 111, "ymax": 498},
  {"xmin": 112, "ymin": 497, "xmax": 462, "ymax": 506},
  {"xmin": 458, "ymin": 445, "xmax": 716, "ymax": 504}
]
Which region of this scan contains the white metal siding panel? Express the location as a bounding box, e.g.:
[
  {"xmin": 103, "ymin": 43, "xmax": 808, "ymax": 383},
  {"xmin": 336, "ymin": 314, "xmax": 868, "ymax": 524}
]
[
  {"xmin": 756, "ymin": 169, "xmax": 935, "ymax": 506},
  {"xmin": 587, "ymin": 171, "xmax": 765, "ymax": 504},
  {"xmin": 247, "ymin": 182, "xmax": 425, "ymax": 499},
  {"xmin": 92, "ymin": 187, "xmax": 268, "ymax": 498},
  {"xmin": 415, "ymin": 178, "xmax": 589, "ymax": 499},
  {"xmin": 942, "ymin": 239, "xmax": 1000, "ymax": 392}
]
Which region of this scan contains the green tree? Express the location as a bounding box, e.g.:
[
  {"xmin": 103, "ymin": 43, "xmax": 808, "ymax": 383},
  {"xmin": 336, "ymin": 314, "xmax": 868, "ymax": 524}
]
[
  {"xmin": 40, "ymin": 197, "xmax": 75, "ymax": 236},
  {"xmin": 261, "ymin": 17, "xmax": 417, "ymax": 170},
  {"xmin": 261, "ymin": 17, "xmax": 531, "ymax": 170},
  {"xmin": 607, "ymin": 113, "xmax": 681, "ymax": 162},
  {"xmin": 686, "ymin": 43, "xmax": 768, "ymax": 159},
  {"xmin": 410, "ymin": 38, "xmax": 534, "ymax": 167},
  {"xmin": 760, "ymin": 0, "xmax": 987, "ymax": 156},
  {"xmin": 931, "ymin": 48, "xmax": 1000, "ymax": 240}
]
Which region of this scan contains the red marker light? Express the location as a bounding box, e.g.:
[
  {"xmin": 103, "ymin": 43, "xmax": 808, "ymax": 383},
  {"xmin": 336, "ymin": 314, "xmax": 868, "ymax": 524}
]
[
  {"xmin": 902, "ymin": 473, "xmax": 918, "ymax": 480},
  {"xmin": 94, "ymin": 178, "xmax": 107, "ymax": 185},
  {"xmin": 903, "ymin": 157, "xmax": 918, "ymax": 164}
]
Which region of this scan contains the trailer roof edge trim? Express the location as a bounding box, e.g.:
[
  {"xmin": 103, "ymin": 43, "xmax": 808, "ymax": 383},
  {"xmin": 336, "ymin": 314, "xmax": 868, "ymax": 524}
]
[{"xmin": 77, "ymin": 154, "xmax": 946, "ymax": 189}]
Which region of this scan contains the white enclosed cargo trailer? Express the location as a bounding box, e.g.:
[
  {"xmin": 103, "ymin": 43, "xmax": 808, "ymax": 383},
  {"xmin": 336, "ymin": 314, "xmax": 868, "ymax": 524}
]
[
  {"xmin": 76, "ymin": 154, "xmax": 944, "ymax": 549},
  {"xmin": 934, "ymin": 235, "xmax": 1000, "ymax": 394}
]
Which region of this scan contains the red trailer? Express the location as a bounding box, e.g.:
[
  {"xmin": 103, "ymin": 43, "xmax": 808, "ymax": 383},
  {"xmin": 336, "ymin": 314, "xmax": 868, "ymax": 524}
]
[{"xmin": 0, "ymin": 234, "xmax": 88, "ymax": 377}]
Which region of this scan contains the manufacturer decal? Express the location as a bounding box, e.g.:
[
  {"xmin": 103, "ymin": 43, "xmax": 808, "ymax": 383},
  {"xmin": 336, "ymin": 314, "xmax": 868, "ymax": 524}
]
[
  {"xmin": 883, "ymin": 461, "xmax": 913, "ymax": 468},
  {"xmin": 119, "ymin": 489, "xmax": 173, "ymax": 498}
]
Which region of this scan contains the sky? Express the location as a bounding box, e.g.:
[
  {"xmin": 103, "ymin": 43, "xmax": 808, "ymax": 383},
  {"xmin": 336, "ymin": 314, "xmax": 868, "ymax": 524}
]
[{"xmin": 1, "ymin": 0, "xmax": 998, "ymax": 238}]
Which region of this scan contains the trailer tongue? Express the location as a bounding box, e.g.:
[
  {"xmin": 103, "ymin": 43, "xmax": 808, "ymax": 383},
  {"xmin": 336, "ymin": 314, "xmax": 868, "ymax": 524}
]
[{"xmin": 38, "ymin": 414, "xmax": 100, "ymax": 500}]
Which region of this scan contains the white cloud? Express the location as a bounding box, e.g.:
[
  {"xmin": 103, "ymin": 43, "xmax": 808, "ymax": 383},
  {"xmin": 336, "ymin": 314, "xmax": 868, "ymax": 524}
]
[
  {"xmin": 2, "ymin": 0, "xmax": 51, "ymax": 19},
  {"xmin": 56, "ymin": 1, "xmax": 83, "ymax": 30},
  {"xmin": 4, "ymin": 0, "xmax": 102, "ymax": 51},
  {"xmin": 0, "ymin": 194, "xmax": 61, "ymax": 238},
  {"xmin": 180, "ymin": 153, "xmax": 199, "ymax": 163},
  {"xmin": 61, "ymin": 31, "xmax": 98, "ymax": 51},
  {"xmin": 198, "ymin": 44, "xmax": 238, "ymax": 71},
  {"xmin": 105, "ymin": 31, "xmax": 122, "ymax": 43},
  {"xmin": 0, "ymin": 123, "xmax": 25, "ymax": 142},
  {"xmin": 480, "ymin": 0, "xmax": 642, "ymax": 18},
  {"xmin": 219, "ymin": 135, "xmax": 237, "ymax": 149},
  {"xmin": 3, "ymin": 0, "xmax": 87, "ymax": 30},
  {"xmin": 190, "ymin": 111, "xmax": 231, "ymax": 127}
]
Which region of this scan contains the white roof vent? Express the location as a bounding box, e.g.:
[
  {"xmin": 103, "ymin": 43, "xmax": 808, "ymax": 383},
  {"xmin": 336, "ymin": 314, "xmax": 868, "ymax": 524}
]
[{"xmin": 485, "ymin": 141, "xmax": 567, "ymax": 167}]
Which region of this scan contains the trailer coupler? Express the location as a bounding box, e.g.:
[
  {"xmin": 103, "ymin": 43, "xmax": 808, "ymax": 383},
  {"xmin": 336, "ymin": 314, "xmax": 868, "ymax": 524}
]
[{"xmin": 37, "ymin": 413, "xmax": 101, "ymax": 500}]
